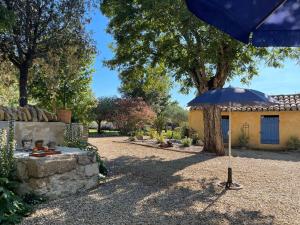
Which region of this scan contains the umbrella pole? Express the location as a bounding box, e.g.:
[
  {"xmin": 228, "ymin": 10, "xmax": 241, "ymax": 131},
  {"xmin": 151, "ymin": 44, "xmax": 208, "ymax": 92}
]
[{"xmin": 226, "ymin": 102, "xmax": 233, "ymax": 187}]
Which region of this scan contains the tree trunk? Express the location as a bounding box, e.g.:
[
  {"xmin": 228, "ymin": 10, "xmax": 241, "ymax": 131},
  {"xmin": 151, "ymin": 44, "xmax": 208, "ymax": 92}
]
[
  {"xmin": 203, "ymin": 105, "xmax": 224, "ymax": 155},
  {"xmin": 19, "ymin": 64, "xmax": 29, "ymax": 107},
  {"xmin": 97, "ymin": 120, "xmax": 102, "ymax": 134}
]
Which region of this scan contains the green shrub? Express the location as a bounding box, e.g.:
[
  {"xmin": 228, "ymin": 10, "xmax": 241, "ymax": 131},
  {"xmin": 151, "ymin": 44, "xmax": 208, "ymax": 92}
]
[
  {"xmin": 172, "ymin": 131, "xmax": 182, "ymax": 140},
  {"xmin": 238, "ymin": 128, "xmax": 249, "ymax": 148},
  {"xmin": 0, "ymin": 178, "xmax": 31, "ymax": 225},
  {"xmin": 0, "ymin": 121, "xmax": 16, "ymax": 178},
  {"xmin": 286, "ymin": 136, "xmax": 300, "ymax": 150},
  {"xmin": 149, "ymin": 129, "xmax": 158, "ymax": 139},
  {"xmin": 181, "ymin": 137, "xmax": 192, "ymax": 147},
  {"xmin": 134, "ymin": 130, "xmax": 144, "ymax": 140},
  {"xmin": 180, "ymin": 123, "xmax": 190, "ymax": 138},
  {"xmin": 156, "ymin": 133, "xmax": 165, "ymax": 144},
  {"xmin": 165, "ymin": 130, "xmax": 173, "ymax": 139},
  {"xmin": 153, "ymin": 115, "xmax": 166, "ymax": 134}
]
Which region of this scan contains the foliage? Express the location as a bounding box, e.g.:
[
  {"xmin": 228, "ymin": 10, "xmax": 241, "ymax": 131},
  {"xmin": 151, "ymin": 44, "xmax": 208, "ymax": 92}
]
[
  {"xmin": 101, "ymin": 0, "xmax": 299, "ymax": 154},
  {"xmin": 0, "ymin": 5, "xmax": 14, "ymax": 32},
  {"xmin": 0, "ymin": 178, "xmax": 31, "ymax": 225},
  {"xmin": 153, "ymin": 115, "xmax": 166, "ymax": 135},
  {"xmin": 134, "ymin": 130, "xmax": 144, "ymax": 140},
  {"xmin": 112, "ymin": 98, "xmax": 156, "ymax": 134},
  {"xmin": 92, "ymin": 97, "xmax": 118, "ymax": 133},
  {"xmin": 238, "ymin": 128, "xmax": 249, "ymax": 148},
  {"xmin": 156, "ymin": 133, "xmax": 165, "ymax": 144},
  {"xmin": 1, "ymin": 0, "xmax": 95, "ymax": 106},
  {"xmin": 286, "ymin": 136, "xmax": 300, "ymax": 150},
  {"xmin": 172, "ymin": 131, "xmax": 182, "ymax": 140},
  {"xmin": 101, "ymin": 0, "xmax": 298, "ymax": 94},
  {"xmin": 64, "ymin": 124, "xmax": 108, "ymax": 176},
  {"xmin": 181, "ymin": 137, "xmax": 192, "ymax": 147},
  {"xmin": 165, "ymin": 130, "xmax": 173, "ymax": 139},
  {"xmin": 119, "ymin": 64, "xmax": 171, "ymax": 113},
  {"xmin": 0, "ymin": 121, "xmax": 16, "ymax": 178},
  {"xmin": 29, "ymin": 42, "xmax": 96, "ymax": 124},
  {"xmin": 163, "ymin": 102, "xmax": 188, "ymax": 128},
  {"xmin": 180, "ymin": 123, "xmax": 190, "ymax": 139},
  {"xmin": 190, "ymin": 130, "xmax": 201, "ymax": 145},
  {"xmin": 149, "ymin": 129, "xmax": 158, "ymax": 139}
]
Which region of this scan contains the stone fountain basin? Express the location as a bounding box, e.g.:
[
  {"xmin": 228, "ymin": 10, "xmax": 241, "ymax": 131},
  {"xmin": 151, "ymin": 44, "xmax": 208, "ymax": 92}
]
[{"xmin": 14, "ymin": 147, "xmax": 99, "ymax": 199}]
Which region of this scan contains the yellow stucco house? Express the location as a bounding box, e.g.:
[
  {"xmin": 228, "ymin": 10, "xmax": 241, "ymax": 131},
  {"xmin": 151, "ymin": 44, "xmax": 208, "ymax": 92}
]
[{"xmin": 188, "ymin": 94, "xmax": 300, "ymax": 150}]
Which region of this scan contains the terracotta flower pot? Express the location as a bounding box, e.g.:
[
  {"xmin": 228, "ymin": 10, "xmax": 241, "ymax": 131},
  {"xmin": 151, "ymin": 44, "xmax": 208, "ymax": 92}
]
[{"xmin": 57, "ymin": 109, "xmax": 72, "ymax": 124}]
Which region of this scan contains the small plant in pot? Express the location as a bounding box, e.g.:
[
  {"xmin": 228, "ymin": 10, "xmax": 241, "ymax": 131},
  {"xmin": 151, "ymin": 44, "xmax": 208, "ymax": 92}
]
[{"xmin": 238, "ymin": 128, "xmax": 249, "ymax": 149}]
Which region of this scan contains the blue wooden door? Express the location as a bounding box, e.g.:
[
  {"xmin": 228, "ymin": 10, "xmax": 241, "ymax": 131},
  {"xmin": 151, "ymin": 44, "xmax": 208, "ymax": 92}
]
[
  {"xmin": 260, "ymin": 116, "xmax": 279, "ymax": 144},
  {"xmin": 221, "ymin": 116, "xmax": 229, "ymax": 143}
]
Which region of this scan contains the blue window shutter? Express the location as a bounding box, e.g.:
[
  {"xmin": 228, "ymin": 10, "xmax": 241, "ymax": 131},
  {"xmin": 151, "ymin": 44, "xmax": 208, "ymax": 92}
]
[{"xmin": 260, "ymin": 116, "xmax": 279, "ymax": 144}]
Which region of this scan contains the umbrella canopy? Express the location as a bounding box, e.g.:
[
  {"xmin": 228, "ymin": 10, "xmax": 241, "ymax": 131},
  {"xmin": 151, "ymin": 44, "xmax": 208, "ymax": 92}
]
[
  {"xmin": 188, "ymin": 87, "xmax": 278, "ymax": 107},
  {"xmin": 186, "ymin": 0, "xmax": 300, "ymax": 47}
]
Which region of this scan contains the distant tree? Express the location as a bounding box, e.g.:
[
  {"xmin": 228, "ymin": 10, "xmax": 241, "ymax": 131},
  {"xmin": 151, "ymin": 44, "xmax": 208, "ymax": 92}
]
[
  {"xmin": 119, "ymin": 64, "xmax": 171, "ymax": 113},
  {"xmin": 0, "ymin": 0, "xmax": 91, "ymax": 106},
  {"xmin": 163, "ymin": 102, "xmax": 188, "ymax": 129},
  {"xmin": 101, "ymin": 0, "xmax": 299, "ymax": 155},
  {"xmin": 93, "ymin": 97, "xmax": 118, "ymax": 134},
  {"xmin": 113, "ymin": 98, "xmax": 156, "ymax": 134}
]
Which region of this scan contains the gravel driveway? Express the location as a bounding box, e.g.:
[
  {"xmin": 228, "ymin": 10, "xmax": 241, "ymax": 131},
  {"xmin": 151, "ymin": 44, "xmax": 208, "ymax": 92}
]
[{"xmin": 22, "ymin": 137, "xmax": 300, "ymax": 225}]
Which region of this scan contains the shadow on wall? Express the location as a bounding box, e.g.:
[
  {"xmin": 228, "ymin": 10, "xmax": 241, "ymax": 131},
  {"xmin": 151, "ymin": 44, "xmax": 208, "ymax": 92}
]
[{"xmin": 23, "ymin": 152, "xmax": 275, "ymax": 225}]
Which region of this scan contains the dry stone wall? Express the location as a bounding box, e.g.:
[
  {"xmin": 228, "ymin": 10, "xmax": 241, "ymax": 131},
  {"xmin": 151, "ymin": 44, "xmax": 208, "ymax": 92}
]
[{"xmin": 0, "ymin": 105, "xmax": 58, "ymax": 122}]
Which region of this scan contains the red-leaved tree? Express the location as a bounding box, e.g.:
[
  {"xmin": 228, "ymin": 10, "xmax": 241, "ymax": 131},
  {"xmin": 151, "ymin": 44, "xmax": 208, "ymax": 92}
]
[{"xmin": 113, "ymin": 98, "xmax": 156, "ymax": 134}]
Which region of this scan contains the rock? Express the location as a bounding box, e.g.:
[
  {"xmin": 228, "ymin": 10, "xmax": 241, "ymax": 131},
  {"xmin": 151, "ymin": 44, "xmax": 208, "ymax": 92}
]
[
  {"xmin": 41, "ymin": 110, "xmax": 48, "ymax": 122},
  {"xmin": 76, "ymin": 152, "xmax": 96, "ymax": 165},
  {"xmin": 27, "ymin": 106, "xmax": 38, "ymax": 122},
  {"xmin": 23, "ymin": 107, "xmax": 32, "ymax": 121},
  {"xmin": 4, "ymin": 111, "xmax": 11, "ymax": 120},
  {"xmin": 15, "ymin": 149, "xmax": 100, "ymax": 199},
  {"xmin": 26, "ymin": 156, "xmax": 77, "ymax": 178},
  {"xmin": 84, "ymin": 163, "xmax": 99, "ymax": 177},
  {"xmin": 35, "ymin": 106, "xmax": 43, "ymax": 121}
]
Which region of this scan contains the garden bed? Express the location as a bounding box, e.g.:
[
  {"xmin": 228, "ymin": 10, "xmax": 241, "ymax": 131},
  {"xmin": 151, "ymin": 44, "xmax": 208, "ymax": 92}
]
[{"xmin": 122, "ymin": 137, "xmax": 203, "ymax": 154}]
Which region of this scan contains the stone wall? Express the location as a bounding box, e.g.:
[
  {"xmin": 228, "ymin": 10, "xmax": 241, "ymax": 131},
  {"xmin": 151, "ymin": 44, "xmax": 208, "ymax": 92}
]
[
  {"xmin": 0, "ymin": 121, "xmax": 86, "ymax": 148},
  {"xmin": 0, "ymin": 121, "xmax": 66, "ymax": 148},
  {"xmin": 15, "ymin": 147, "xmax": 99, "ymax": 199}
]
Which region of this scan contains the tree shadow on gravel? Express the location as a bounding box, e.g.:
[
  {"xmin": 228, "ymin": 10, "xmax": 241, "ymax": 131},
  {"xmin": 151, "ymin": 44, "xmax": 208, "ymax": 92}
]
[
  {"xmin": 232, "ymin": 148, "xmax": 300, "ymax": 162},
  {"xmin": 22, "ymin": 153, "xmax": 276, "ymax": 225}
]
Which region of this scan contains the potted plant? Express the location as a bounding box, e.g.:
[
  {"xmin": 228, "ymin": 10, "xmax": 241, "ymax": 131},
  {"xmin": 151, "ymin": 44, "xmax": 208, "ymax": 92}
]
[{"xmin": 57, "ymin": 78, "xmax": 72, "ymax": 124}]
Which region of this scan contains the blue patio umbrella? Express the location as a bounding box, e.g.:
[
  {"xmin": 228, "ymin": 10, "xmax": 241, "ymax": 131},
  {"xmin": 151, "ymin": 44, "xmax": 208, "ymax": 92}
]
[
  {"xmin": 188, "ymin": 87, "xmax": 278, "ymax": 189},
  {"xmin": 185, "ymin": 0, "xmax": 300, "ymax": 47}
]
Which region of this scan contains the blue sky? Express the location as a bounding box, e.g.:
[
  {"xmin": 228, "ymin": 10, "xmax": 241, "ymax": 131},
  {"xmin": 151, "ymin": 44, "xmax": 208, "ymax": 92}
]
[{"xmin": 88, "ymin": 10, "xmax": 300, "ymax": 107}]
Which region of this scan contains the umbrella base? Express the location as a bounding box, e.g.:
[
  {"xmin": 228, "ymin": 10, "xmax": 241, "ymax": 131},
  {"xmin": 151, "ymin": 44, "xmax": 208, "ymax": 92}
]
[
  {"xmin": 217, "ymin": 167, "xmax": 243, "ymax": 190},
  {"xmin": 217, "ymin": 181, "xmax": 243, "ymax": 190}
]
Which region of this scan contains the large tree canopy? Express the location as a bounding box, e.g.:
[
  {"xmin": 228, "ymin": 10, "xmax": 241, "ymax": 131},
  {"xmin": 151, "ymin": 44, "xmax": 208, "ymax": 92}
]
[
  {"xmin": 119, "ymin": 63, "xmax": 171, "ymax": 113},
  {"xmin": 0, "ymin": 0, "xmax": 92, "ymax": 106},
  {"xmin": 101, "ymin": 0, "xmax": 298, "ymax": 155}
]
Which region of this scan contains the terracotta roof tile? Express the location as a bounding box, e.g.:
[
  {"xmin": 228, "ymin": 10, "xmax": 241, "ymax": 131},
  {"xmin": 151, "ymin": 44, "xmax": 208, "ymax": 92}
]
[{"xmin": 191, "ymin": 94, "xmax": 300, "ymax": 112}]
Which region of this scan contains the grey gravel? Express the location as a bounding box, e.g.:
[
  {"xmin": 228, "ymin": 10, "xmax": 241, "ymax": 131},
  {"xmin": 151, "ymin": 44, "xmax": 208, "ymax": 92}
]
[{"xmin": 21, "ymin": 137, "xmax": 300, "ymax": 225}]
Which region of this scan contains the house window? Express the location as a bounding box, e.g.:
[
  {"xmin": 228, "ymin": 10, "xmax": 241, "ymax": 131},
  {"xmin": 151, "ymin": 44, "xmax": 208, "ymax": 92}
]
[{"xmin": 260, "ymin": 115, "xmax": 279, "ymax": 144}]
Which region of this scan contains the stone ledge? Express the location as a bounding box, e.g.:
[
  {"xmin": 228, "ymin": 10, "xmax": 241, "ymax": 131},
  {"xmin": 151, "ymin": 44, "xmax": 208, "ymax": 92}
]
[{"xmin": 15, "ymin": 147, "xmax": 99, "ymax": 199}]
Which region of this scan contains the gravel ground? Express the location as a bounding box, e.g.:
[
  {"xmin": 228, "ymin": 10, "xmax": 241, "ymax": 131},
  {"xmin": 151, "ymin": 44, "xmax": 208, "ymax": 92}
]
[{"xmin": 22, "ymin": 137, "xmax": 300, "ymax": 225}]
